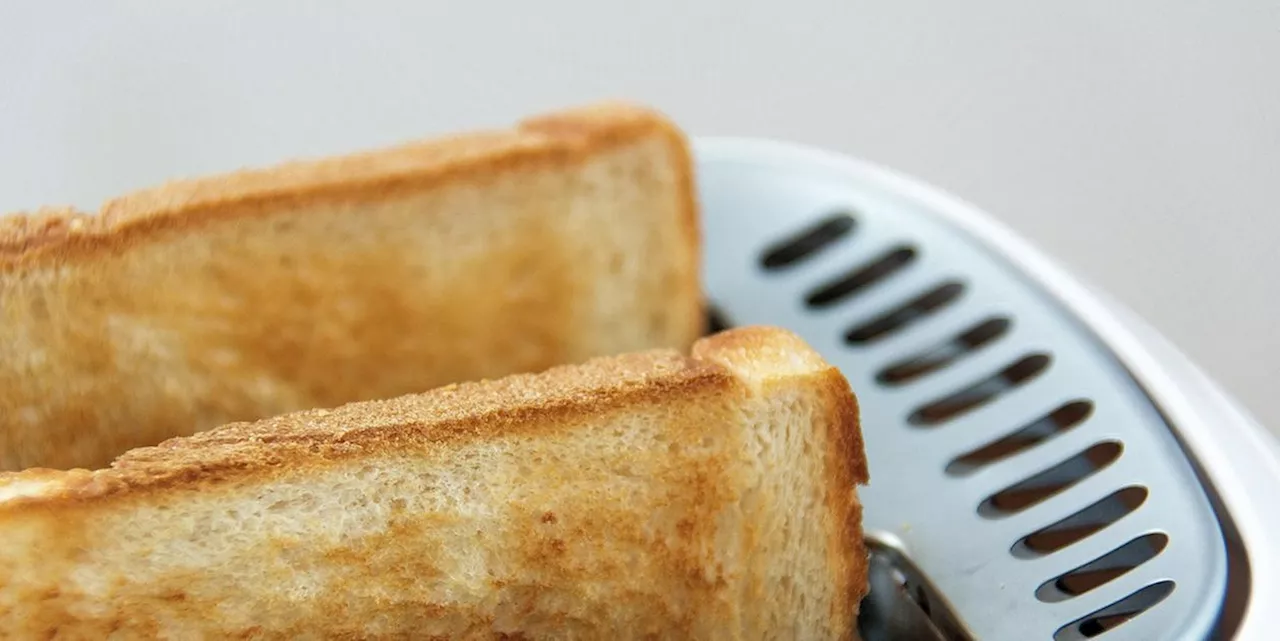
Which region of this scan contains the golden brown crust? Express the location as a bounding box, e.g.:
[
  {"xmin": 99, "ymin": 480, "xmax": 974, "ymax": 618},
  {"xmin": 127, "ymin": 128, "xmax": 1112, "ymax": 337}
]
[
  {"xmin": 819, "ymin": 371, "xmax": 870, "ymax": 623},
  {"xmin": 0, "ymin": 347, "xmax": 734, "ymax": 509},
  {"xmin": 0, "ymin": 101, "xmax": 696, "ymax": 273},
  {"xmin": 0, "ymin": 207, "xmax": 93, "ymax": 257}
]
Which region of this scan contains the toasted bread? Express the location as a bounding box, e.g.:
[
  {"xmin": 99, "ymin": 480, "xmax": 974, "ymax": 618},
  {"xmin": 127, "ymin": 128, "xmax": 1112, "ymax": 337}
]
[
  {"xmin": 0, "ymin": 102, "xmax": 702, "ymax": 471},
  {"xmin": 0, "ymin": 327, "xmax": 868, "ymax": 640}
]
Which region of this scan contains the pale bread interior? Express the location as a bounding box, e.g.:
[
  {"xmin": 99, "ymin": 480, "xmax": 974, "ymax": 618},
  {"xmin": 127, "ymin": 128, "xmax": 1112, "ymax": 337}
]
[
  {"xmin": 0, "ymin": 327, "xmax": 868, "ymax": 640},
  {"xmin": 0, "ymin": 103, "xmax": 701, "ymax": 471}
]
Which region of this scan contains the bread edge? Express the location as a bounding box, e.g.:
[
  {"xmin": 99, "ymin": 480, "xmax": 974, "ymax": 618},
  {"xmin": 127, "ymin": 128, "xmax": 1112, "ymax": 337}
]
[
  {"xmin": 694, "ymin": 326, "xmax": 869, "ymax": 626},
  {"xmin": 0, "ymin": 101, "xmax": 701, "ymax": 286},
  {"xmin": 0, "ymin": 339, "xmax": 725, "ymax": 510},
  {"xmin": 0, "ymin": 327, "xmax": 865, "ymax": 500}
]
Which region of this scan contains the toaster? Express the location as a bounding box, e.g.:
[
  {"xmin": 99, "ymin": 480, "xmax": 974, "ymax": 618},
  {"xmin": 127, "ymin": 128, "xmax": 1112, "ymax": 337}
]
[{"xmin": 695, "ymin": 138, "xmax": 1280, "ymax": 641}]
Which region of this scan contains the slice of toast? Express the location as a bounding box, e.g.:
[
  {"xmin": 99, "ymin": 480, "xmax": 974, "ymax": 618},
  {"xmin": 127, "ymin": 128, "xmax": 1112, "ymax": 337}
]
[
  {"xmin": 0, "ymin": 327, "xmax": 869, "ymax": 640},
  {"xmin": 0, "ymin": 102, "xmax": 702, "ymax": 471}
]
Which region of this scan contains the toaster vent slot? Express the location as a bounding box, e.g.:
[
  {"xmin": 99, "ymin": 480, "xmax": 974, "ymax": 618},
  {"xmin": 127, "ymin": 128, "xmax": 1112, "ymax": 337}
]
[
  {"xmin": 805, "ymin": 246, "xmax": 916, "ymax": 308},
  {"xmin": 705, "ymin": 304, "xmax": 733, "ymax": 335},
  {"xmin": 699, "ymin": 148, "xmax": 1230, "ymax": 641},
  {"xmin": 978, "ymin": 441, "xmax": 1122, "ymax": 518},
  {"xmin": 946, "ymin": 400, "xmax": 1093, "ymax": 475},
  {"xmin": 908, "ymin": 353, "xmax": 1051, "ymax": 426},
  {"xmin": 1037, "ymin": 532, "xmax": 1168, "ymax": 603},
  {"xmin": 1012, "ymin": 486, "xmax": 1148, "ymax": 559},
  {"xmin": 760, "ymin": 212, "xmax": 855, "ymax": 270},
  {"xmin": 1054, "ymin": 580, "xmax": 1174, "ymax": 641},
  {"xmin": 845, "ymin": 281, "xmax": 964, "ymax": 344},
  {"xmin": 877, "ymin": 316, "xmax": 1011, "ymax": 385}
]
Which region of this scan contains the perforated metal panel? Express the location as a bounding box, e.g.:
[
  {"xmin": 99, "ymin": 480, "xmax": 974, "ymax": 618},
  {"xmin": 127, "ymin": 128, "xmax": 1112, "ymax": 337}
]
[{"xmin": 695, "ymin": 139, "xmax": 1228, "ymax": 640}]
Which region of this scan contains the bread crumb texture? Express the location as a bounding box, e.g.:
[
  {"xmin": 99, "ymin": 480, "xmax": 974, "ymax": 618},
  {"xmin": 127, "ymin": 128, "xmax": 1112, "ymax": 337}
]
[
  {"xmin": 0, "ymin": 101, "xmax": 703, "ymax": 471},
  {"xmin": 0, "ymin": 327, "xmax": 868, "ymax": 640}
]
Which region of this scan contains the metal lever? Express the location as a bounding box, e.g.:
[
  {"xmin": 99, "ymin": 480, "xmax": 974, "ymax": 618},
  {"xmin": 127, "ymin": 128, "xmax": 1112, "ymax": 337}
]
[{"xmin": 858, "ymin": 535, "xmax": 973, "ymax": 641}]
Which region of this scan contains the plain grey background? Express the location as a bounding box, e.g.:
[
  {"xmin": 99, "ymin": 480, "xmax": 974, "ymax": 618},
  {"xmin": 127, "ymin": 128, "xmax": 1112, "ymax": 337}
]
[{"xmin": 2, "ymin": 3, "xmax": 1277, "ymax": 432}]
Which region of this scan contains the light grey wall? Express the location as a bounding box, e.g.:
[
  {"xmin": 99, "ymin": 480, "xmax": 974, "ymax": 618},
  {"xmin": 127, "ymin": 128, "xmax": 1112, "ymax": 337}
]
[{"xmin": 2, "ymin": 2, "xmax": 1277, "ymax": 431}]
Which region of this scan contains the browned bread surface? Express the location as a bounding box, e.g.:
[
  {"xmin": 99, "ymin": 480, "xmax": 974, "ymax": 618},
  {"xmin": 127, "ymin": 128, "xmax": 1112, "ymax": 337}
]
[
  {"xmin": 0, "ymin": 327, "xmax": 868, "ymax": 640},
  {"xmin": 0, "ymin": 101, "xmax": 702, "ymax": 471}
]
